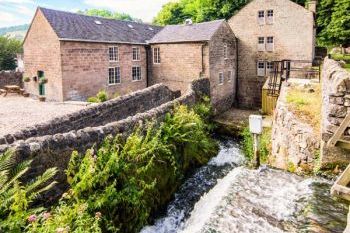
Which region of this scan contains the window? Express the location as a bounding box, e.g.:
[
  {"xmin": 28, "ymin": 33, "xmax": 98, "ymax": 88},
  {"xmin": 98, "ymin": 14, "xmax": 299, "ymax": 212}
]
[
  {"xmin": 258, "ymin": 10, "xmax": 265, "ymax": 25},
  {"xmin": 266, "ymin": 62, "xmax": 273, "ymax": 76},
  {"xmin": 219, "ymin": 73, "xmax": 224, "ymax": 85},
  {"xmin": 132, "ymin": 47, "xmax": 140, "ymax": 61},
  {"xmin": 267, "ymin": 10, "xmax": 274, "ymax": 17},
  {"xmin": 266, "ymin": 36, "xmax": 274, "ymax": 51},
  {"xmin": 108, "ymin": 67, "xmax": 121, "ymax": 85},
  {"xmin": 153, "ymin": 47, "xmax": 160, "ymax": 64},
  {"xmin": 257, "ymin": 61, "xmax": 265, "ymax": 76},
  {"xmin": 228, "ymin": 71, "xmax": 232, "ymax": 82},
  {"xmin": 258, "ymin": 37, "xmax": 265, "ymax": 51},
  {"xmin": 224, "ymin": 44, "xmax": 228, "ymax": 59},
  {"xmin": 109, "ymin": 46, "xmax": 118, "ymax": 61},
  {"xmin": 132, "ymin": 66, "xmax": 141, "ymax": 81}
]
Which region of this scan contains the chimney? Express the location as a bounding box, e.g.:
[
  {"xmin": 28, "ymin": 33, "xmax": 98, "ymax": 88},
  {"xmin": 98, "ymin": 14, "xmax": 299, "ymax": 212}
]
[
  {"xmin": 185, "ymin": 19, "xmax": 193, "ymax": 25},
  {"xmin": 307, "ymin": 0, "xmax": 317, "ymax": 14}
]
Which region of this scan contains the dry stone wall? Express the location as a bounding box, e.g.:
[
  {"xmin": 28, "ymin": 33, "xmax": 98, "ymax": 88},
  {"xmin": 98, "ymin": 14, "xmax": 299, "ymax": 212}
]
[
  {"xmin": 0, "ymin": 79, "xmax": 210, "ymax": 200},
  {"xmin": 321, "ymin": 58, "xmax": 350, "ymax": 165},
  {"xmin": 0, "ymin": 84, "xmax": 177, "ymax": 145},
  {"xmin": 271, "ymin": 83, "xmax": 320, "ymax": 170},
  {"xmin": 0, "ymin": 71, "xmax": 23, "ymax": 89}
]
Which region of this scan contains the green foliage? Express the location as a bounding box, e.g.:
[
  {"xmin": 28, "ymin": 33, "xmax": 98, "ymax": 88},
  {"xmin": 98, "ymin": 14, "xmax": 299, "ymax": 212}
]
[
  {"xmin": 28, "ymin": 103, "xmax": 218, "ymax": 233},
  {"xmin": 317, "ymin": 0, "xmax": 350, "ymax": 46},
  {"xmin": 0, "ymin": 24, "xmax": 29, "ymax": 36},
  {"xmin": 240, "ymin": 127, "xmax": 271, "ymax": 164},
  {"xmin": 287, "ymin": 161, "xmax": 297, "ymax": 173},
  {"xmin": 88, "ymin": 90, "xmax": 108, "ymax": 103},
  {"xmin": 154, "ymin": 0, "xmax": 306, "ymax": 25},
  {"xmin": 0, "ymin": 36, "xmax": 22, "ymax": 71},
  {"xmin": 0, "ymin": 150, "xmax": 57, "ymax": 232},
  {"xmin": 78, "ymin": 9, "xmax": 142, "ymax": 22}
]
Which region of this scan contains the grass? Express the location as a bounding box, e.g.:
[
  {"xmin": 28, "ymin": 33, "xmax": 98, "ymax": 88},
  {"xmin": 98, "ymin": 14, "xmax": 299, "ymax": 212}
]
[
  {"xmin": 286, "ymin": 84, "xmax": 321, "ymax": 132},
  {"xmin": 331, "ymin": 53, "xmax": 350, "ymax": 72}
]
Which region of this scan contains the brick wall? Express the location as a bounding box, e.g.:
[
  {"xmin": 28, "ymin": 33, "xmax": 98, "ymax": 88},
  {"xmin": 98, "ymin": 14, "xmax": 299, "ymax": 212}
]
[
  {"xmin": 23, "ymin": 9, "xmax": 63, "ymax": 101},
  {"xmin": 0, "ymin": 71, "xmax": 23, "ymax": 89},
  {"xmin": 228, "ymin": 0, "xmax": 315, "ymax": 108},
  {"xmin": 60, "ymin": 42, "xmax": 148, "ymax": 101},
  {"xmin": 0, "ymin": 84, "xmax": 176, "ymax": 145},
  {"xmin": 0, "ymin": 78, "xmax": 210, "ymax": 201}
]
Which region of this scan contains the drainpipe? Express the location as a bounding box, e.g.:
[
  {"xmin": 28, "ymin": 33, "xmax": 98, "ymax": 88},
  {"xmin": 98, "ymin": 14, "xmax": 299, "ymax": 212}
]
[
  {"xmin": 200, "ymin": 42, "xmax": 206, "ymax": 77},
  {"xmin": 146, "ymin": 45, "xmax": 150, "ymax": 87},
  {"xmin": 234, "ymin": 38, "xmax": 239, "ymax": 106}
]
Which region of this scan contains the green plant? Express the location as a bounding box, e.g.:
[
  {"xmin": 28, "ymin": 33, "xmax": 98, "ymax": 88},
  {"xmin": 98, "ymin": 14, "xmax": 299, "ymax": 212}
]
[
  {"xmin": 313, "ymin": 149, "xmax": 322, "ymax": 175},
  {"xmin": 38, "ymin": 77, "xmax": 47, "ymax": 84},
  {"xmin": 23, "ymin": 77, "xmax": 30, "ymax": 82},
  {"xmin": 28, "ymin": 104, "xmax": 217, "ymax": 233},
  {"xmin": 0, "ymin": 150, "xmax": 57, "ymax": 232},
  {"xmin": 88, "ymin": 90, "xmax": 108, "ymax": 103},
  {"xmin": 287, "ymin": 160, "xmax": 296, "ymax": 173},
  {"xmin": 241, "ymin": 127, "xmax": 271, "ymax": 165}
]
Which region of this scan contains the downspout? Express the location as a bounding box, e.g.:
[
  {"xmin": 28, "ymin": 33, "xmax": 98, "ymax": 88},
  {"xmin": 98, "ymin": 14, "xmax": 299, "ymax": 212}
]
[
  {"xmin": 200, "ymin": 42, "xmax": 206, "ymax": 77},
  {"xmin": 234, "ymin": 37, "xmax": 239, "ymax": 106},
  {"xmin": 146, "ymin": 45, "xmax": 150, "ymax": 87}
]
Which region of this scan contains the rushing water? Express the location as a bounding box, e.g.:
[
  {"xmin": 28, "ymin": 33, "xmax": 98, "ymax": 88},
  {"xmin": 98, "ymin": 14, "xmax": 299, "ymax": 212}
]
[{"xmin": 141, "ymin": 137, "xmax": 349, "ymax": 233}]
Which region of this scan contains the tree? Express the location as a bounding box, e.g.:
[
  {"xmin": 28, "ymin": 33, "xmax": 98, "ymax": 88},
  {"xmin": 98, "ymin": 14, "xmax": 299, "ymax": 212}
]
[
  {"xmin": 153, "ymin": 0, "xmax": 307, "ymax": 25},
  {"xmin": 0, "ymin": 36, "xmax": 22, "ymax": 71},
  {"xmin": 317, "ymin": 0, "xmax": 350, "ymax": 48},
  {"xmin": 78, "ymin": 9, "xmax": 142, "ymax": 22}
]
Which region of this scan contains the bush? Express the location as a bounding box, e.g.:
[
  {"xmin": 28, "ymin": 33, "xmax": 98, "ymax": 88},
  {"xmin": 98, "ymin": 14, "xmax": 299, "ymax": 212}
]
[
  {"xmin": 28, "ymin": 103, "xmax": 218, "ymax": 233},
  {"xmin": 88, "ymin": 90, "xmax": 108, "ymax": 103},
  {"xmin": 0, "ymin": 150, "xmax": 57, "ymax": 233},
  {"xmin": 241, "ymin": 127, "xmax": 271, "ymax": 165}
]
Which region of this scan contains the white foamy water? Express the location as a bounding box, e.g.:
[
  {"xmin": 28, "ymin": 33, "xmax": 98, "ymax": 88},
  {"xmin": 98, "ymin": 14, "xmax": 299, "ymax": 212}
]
[{"xmin": 141, "ymin": 137, "xmax": 348, "ymax": 233}]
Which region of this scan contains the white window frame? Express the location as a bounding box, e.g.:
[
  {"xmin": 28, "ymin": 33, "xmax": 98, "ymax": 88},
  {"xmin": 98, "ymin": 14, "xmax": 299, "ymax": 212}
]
[
  {"xmin": 219, "ymin": 72, "xmax": 224, "ymax": 85},
  {"xmin": 153, "ymin": 47, "xmax": 160, "ymax": 64},
  {"xmin": 267, "ymin": 9, "xmax": 274, "ymax": 24},
  {"xmin": 109, "ymin": 46, "xmax": 119, "ymax": 62},
  {"xmin": 258, "ymin": 37, "xmax": 265, "ymax": 51},
  {"xmin": 266, "ymin": 61, "xmax": 273, "ymax": 76},
  {"xmin": 108, "ymin": 67, "xmax": 121, "ymax": 85},
  {"xmin": 224, "ymin": 44, "xmax": 228, "ymax": 59},
  {"xmin": 228, "ymin": 70, "xmax": 232, "ymax": 82},
  {"xmin": 132, "ymin": 66, "xmax": 142, "ymax": 81},
  {"xmin": 258, "ymin": 10, "xmax": 265, "ymax": 25},
  {"xmin": 266, "ymin": 36, "xmax": 274, "ymax": 52},
  {"xmin": 257, "ymin": 61, "xmax": 265, "ymax": 77},
  {"xmin": 132, "ymin": 47, "xmax": 141, "ymax": 61}
]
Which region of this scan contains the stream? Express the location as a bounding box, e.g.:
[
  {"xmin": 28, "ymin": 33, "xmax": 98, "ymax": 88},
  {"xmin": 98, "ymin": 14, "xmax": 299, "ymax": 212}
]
[{"xmin": 140, "ymin": 136, "xmax": 349, "ymax": 233}]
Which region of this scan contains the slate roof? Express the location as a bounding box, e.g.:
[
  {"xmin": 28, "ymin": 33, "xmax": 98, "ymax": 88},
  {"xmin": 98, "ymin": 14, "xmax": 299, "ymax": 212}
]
[
  {"xmin": 39, "ymin": 7, "xmax": 163, "ymax": 44},
  {"xmin": 149, "ymin": 19, "xmax": 225, "ymax": 44}
]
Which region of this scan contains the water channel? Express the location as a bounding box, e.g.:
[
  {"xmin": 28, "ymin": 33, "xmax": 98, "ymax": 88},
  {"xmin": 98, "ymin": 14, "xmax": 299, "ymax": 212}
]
[{"xmin": 141, "ymin": 136, "xmax": 349, "ymax": 233}]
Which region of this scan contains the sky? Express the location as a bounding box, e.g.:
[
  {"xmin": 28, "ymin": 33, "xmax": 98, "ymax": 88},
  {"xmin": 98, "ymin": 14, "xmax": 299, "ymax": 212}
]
[{"xmin": 0, "ymin": 0, "xmax": 172, "ymax": 28}]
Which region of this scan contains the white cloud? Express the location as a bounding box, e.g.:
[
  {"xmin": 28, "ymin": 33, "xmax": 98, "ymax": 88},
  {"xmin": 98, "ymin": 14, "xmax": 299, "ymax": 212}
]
[
  {"xmin": 0, "ymin": 11, "xmax": 29, "ymax": 27},
  {"xmin": 0, "ymin": 0, "xmax": 33, "ymax": 3},
  {"xmin": 84, "ymin": 0, "xmax": 171, "ymax": 22}
]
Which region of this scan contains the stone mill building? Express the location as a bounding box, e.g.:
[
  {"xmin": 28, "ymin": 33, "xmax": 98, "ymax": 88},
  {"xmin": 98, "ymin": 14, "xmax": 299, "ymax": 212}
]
[{"xmin": 23, "ymin": 0, "xmax": 316, "ymax": 112}]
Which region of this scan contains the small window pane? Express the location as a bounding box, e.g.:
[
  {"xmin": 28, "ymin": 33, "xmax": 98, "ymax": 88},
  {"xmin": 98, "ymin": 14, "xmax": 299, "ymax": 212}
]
[
  {"xmin": 258, "ymin": 10, "xmax": 264, "ymax": 18},
  {"xmin": 109, "ymin": 47, "xmax": 118, "ymax": 61},
  {"xmin": 267, "ymin": 10, "xmax": 273, "ymax": 17},
  {"xmin": 258, "ymin": 37, "xmax": 264, "ymax": 44},
  {"xmin": 267, "ymin": 37, "xmax": 274, "ymax": 43},
  {"xmin": 153, "ymin": 48, "xmax": 160, "ymax": 64},
  {"xmin": 219, "ymin": 73, "xmax": 224, "ymax": 84}
]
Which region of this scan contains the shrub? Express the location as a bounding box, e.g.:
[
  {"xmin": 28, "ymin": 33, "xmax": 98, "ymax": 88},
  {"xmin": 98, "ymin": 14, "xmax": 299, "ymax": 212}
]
[
  {"xmin": 23, "ymin": 77, "xmax": 30, "ymax": 82},
  {"xmin": 0, "ymin": 150, "xmax": 57, "ymax": 233},
  {"xmin": 88, "ymin": 90, "xmax": 108, "ymax": 103},
  {"xmin": 28, "ymin": 103, "xmax": 218, "ymax": 233},
  {"xmin": 241, "ymin": 127, "xmax": 271, "ymax": 165}
]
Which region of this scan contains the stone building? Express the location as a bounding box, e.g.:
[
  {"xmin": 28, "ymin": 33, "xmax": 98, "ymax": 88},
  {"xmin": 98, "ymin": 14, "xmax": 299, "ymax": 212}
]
[
  {"xmin": 228, "ymin": 0, "xmax": 316, "ymax": 108},
  {"xmin": 23, "ymin": 7, "xmax": 162, "ymax": 101},
  {"xmin": 149, "ymin": 20, "xmax": 237, "ymax": 113}
]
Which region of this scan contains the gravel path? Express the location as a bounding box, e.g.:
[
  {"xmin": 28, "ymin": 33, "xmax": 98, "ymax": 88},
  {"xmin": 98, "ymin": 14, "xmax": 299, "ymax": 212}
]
[{"xmin": 0, "ymin": 95, "xmax": 87, "ymax": 137}]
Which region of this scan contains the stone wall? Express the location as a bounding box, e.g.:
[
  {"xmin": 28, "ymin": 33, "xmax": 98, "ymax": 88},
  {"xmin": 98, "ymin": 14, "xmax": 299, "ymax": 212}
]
[
  {"xmin": 0, "ymin": 71, "xmax": 23, "ymax": 89},
  {"xmin": 0, "ymin": 84, "xmax": 177, "ymax": 146},
  {"xmin": 0, "ymin": 78, "xmax": 210, "ymax": 199},
  {"xmin": 321, "ymin": 58, "xmax": 350, "ymax": 165},
  {"xmin": 271, "ymin": 83, "xmax": 320, "ymax": 170}
]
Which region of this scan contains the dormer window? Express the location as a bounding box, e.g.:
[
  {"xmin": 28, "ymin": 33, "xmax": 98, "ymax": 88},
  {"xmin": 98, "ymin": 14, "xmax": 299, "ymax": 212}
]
[
  {"xmin": 267, "ymin": 10, "xmax": 274, "ymax": 24},
  {"xmin": 258, "ymin": 10, "xmax": 265, "ymax": 25}
]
